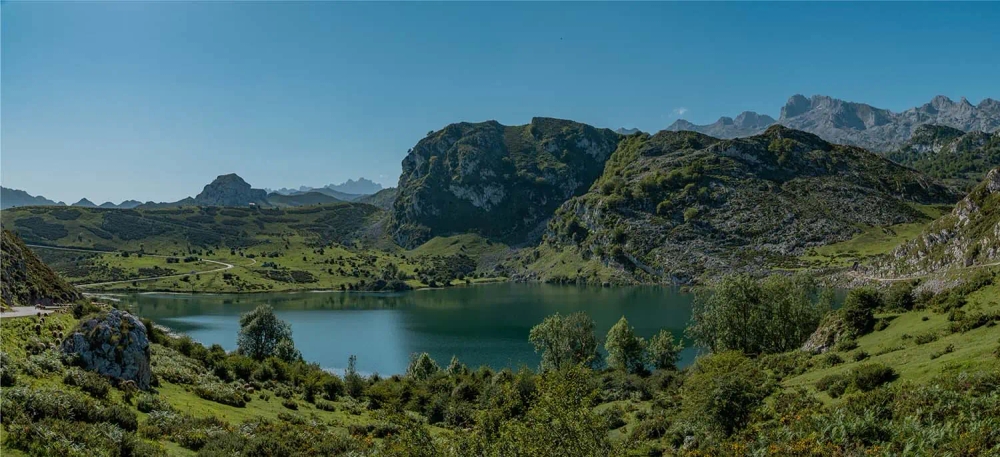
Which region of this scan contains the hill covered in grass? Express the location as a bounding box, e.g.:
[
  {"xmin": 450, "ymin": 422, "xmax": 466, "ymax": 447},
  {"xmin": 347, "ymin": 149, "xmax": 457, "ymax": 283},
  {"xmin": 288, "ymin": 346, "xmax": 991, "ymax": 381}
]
[
  {"xmin": 390, "ymin": 117, "xmax": 622, "ymax": 247},
  {"xmin": 525, "ymin": 126, "xmax": 960, "ymax": 284},
  {"xmin": 1, "ymin": 229, "xmax": 81, "ymax": 308}
]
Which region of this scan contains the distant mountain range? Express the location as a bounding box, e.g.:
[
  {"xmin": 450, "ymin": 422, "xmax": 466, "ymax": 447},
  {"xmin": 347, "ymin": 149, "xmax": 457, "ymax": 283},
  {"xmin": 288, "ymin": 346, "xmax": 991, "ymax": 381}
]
[
  {"xmin": 666, "ymin": 95, "xmax": 1000, "ymax": 151},
  {"xmin": 269, "ymin": 178, "xmax": 383, "ymax": 200},
  {"xmin": 1, "ymin": 187, "xmax": 143, "ymax": 210}
]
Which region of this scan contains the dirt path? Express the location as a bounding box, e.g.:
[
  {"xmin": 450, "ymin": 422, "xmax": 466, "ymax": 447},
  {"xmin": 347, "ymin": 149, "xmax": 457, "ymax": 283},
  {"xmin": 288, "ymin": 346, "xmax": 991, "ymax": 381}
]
[
  {"xmin": 0, "ymin": 306, "xmax": 59, "ymax": 319},
  {"xmin": 25, "ymin": 244, "xmax": 256, "ymax": 288},
  {"xmin": 853, "ymin": 260, "xmax": 1000, "ymax": 283}
]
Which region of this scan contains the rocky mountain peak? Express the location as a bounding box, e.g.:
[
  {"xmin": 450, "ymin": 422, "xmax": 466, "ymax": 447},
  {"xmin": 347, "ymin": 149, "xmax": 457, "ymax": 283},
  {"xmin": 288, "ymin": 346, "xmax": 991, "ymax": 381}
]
[
  {"xmin": 72, "ymin": 198, "xmax": 96, "ymax": 207},
  {"xmin": 781, "ymin": 94, "xmax": 812, "ymax": 119},
  {"xmin": 733, "ymin": 111, "xmax": 776, "ymax": 129},
  {"xmin": 194, "ymin": 173, "xmax": 267, "ymax": 207}
]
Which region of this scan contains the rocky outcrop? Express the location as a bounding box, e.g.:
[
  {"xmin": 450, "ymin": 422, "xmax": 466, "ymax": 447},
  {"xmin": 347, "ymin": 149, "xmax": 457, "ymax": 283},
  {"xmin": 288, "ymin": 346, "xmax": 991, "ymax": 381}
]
[
  {"xmin": 665, "ymin": 95, "xmax": 1000, "ymax": 152},
  {"xmin": 390, "ymin": 117, "xmax": 621, "ymax": 247},
  {"xmin": 194, "ymin": 173, "xmax": 268, "ymax": 207},
  {"xmin": 801, "ymin": 314, "xmax": 848, "ymax": 354},
  {"xmin": 887, "ymin": 127, "xmax": 1000, "ymax": 190},
  {"xmin": 869, "ymin": 167, "xmax": 1000, "ymax": 277},
  {"xmin": 61, "ymin": 309, "xmax": 152, "ymax": 390},
  {"xmin": 1, "ymin": 229, "xmax": 81, "ymax": 308}
]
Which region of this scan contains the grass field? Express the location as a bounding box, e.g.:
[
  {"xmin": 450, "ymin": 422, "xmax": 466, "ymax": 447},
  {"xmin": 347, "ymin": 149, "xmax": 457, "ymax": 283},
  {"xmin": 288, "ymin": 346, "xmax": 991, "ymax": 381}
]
[{"xmin": 797, "ymin": 203, "xmax": 953, "ymax": 269}]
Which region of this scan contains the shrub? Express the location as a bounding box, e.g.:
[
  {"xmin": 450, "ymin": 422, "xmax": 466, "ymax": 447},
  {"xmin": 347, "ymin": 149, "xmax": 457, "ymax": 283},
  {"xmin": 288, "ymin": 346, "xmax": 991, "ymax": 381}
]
[
  {"xmin": 834, "ymin": 338, "xmax": 858, "ymax": 352},
  {"xmin": 815, "ymin": 373, "xmax": 850, "ymax": 398},
  {"xmin": 873, "ymin": 318, "xmax": 890, "ymax": 331},
  {"xmin": 852, "ymin": 350, "xmax": 869, "ymax": 362},
  {"xmin": 315, "ymin": 399, "xmax": 337, "ymax": 411},
  {"xmin": 405, "ymin": 352, "xmax": 440, "ymax": 380},
  {"xmin": 63, "ymin": 368, "xmax": 112, "ymax": 399},
  {"xmin": 600, "ymin": 404, "xmax": 627, "ymax": 430},
  {"xmin": 913, "ymin": 331, "xmax": 939, "ymax": 345},
  {"xmin": 281, "ymin": 398, "xmax": 298, "ymax": 410},
  {"xmin": 821, "ymin": 353, "xmax": 844, "ymax": 367},
  {"xmin": 136, "ymin": 392, "xmax": 172, "ymax": 413},
  {"xmin": 193, "ymin": 379, "xmax": 247, "ymax": 407},
  {"xmin": 930, "ymin": 344, "xmax": 956, "ymax": 360},
  {"xmin": 850, "ymin": 363, "xmax": 896, "ymax": 392},
  {"xmin": 27, "ymin": 350, "xmax": 63, "ymax": 374}
]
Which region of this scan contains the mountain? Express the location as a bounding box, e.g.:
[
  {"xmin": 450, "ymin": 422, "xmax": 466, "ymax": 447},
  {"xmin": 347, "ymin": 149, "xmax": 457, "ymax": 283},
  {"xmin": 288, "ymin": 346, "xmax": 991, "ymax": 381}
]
[
  {"xmin": 887, "ymin": 125, "xmax": 1000, "ymax": 190},
  {"xmin": 357, "ymin": 187, "xmax": 397, "ymax": 211},
  {"xmin": 266, "ymin": 191, "xmax": 342, "ymax": 207},
  {"xmin": 665, "ymin": 95, "xmax": 1000, "ymax": 151},
  {"xmin": 666, "ymin": 111, "xmax": 776, "ymax": 138},
  {"xmin": 194, "ymin": 173, "xmax": 268, "ymax": 207},
  {"xmin": 534, "ymin": 125, "xmax": 959, "ymax": 283},
  {"xmin": 1, "ymin": 229, "xmax": 81, "ymax": 308},
  {"xmin": 1, "ymin": 187, "xmax": 62, "ymax": 209},
  {"xmin": 615, "ymin": 128, "xmax": 641, "ymax": 135},
  {"xmin": 72, "ymin": 198, "xmax": 97, "ymax": 207},
  {"xmin": 390, "ymin": 117, "xmax": 622, "ymax": 247},
  {"xmin": 270, "ymin": 178, "xmax": 383, "ymax": 199},
  {"xmin": 326, "ymin": 178, "xmax": 383, "ymax": 195},
  {"xmin": 869, "ymin": 168, "xmax": 1000, "ymax": 277}
]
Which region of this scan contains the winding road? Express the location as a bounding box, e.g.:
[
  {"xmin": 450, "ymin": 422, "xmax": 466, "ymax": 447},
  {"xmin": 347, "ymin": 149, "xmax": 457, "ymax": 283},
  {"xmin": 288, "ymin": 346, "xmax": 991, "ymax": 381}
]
[{"xmin": 24, "ymin": 244, "xmax": 256, "ymax": 288}]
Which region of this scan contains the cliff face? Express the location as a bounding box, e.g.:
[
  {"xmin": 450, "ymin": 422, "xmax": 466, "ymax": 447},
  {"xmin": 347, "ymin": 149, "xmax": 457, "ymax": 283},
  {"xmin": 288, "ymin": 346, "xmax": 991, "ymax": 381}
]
[
  {"xmin": 390, "ymin": 117, "xmax": 621, "ymax": 247},
  {"xmin": 1, "ymin": 229, "xmax": 81, "ymax": 307}
]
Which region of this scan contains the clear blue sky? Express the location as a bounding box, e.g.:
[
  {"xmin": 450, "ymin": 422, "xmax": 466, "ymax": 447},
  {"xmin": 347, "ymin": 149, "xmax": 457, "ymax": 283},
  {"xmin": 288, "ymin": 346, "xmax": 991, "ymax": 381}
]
[{"xmin": 2, "ymin": 2, "xmax": 998, "ymax": 204}]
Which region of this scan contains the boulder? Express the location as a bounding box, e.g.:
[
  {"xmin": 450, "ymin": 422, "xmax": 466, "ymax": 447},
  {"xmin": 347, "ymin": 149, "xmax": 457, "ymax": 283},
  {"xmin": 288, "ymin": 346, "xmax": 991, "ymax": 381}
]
[
  {"xmin": 61, "ymin": 309, "xmax": 151, "ymax": 390},
  {"xmin": 800, "ymin": 313, "xmax": 848, "ymax": 354}
]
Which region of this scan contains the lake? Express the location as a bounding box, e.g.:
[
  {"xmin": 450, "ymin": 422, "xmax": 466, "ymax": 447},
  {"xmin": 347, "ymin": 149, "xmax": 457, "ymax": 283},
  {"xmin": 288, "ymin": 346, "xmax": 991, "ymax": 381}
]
[{"xmin": 119, "ymin": 283, "xmax": 697, "ymax": 375}]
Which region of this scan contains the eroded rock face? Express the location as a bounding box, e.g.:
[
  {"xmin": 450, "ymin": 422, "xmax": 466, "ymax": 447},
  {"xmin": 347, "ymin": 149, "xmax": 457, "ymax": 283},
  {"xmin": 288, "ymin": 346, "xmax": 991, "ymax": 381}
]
[
  {"xmin": 801, "ymin": 314, "xmax": 848, "ymax": 354},
  {"xmin": 61, "ymin": 309, "xmax": 151, "ymax": 390}
]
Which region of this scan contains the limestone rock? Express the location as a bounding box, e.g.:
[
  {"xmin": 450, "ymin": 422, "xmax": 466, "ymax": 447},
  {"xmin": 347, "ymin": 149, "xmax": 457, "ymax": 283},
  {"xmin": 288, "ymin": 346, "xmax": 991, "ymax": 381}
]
[{"xmin": 61, "ymin": 309, "xmax": 152, "ymax": 390}]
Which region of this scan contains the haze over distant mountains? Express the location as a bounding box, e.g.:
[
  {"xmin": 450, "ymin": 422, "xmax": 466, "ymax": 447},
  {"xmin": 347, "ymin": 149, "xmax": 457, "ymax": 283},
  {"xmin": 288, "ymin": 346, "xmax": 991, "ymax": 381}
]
[
  {"xmin": 667, "ymin": 94, "xmax": 1000, "ymax": 151},
  {"xmin": 269, "ymin": 178, "xmax": 384, "ymax": 199}
]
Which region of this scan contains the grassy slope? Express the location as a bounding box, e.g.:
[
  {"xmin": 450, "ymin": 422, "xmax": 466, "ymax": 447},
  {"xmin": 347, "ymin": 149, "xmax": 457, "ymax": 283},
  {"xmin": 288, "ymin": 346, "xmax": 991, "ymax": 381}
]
[
  {"xmin": 0, "ymin": 310, "xmax": 446, "ymax": 456},
  {"xmin": 783, "ymin": 272, "xmax": 1000, "ymax": 401},
  {"xmin": 797, "ymin": 203, "xmax": 952, "ymax": 268},
  {"xmin": 2, "ymin": 206, "xmax": 505, "ymax": 293}
]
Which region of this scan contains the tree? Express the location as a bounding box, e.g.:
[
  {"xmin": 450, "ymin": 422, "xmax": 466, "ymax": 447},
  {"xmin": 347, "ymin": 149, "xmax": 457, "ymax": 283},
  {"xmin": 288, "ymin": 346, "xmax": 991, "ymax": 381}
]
[
  {"xmin": 406, "ymin": 352, "xmax": 440, "ymax": 380},
  {"xmin": 529, "ymin": 312, "xmax": 599, "ymax": 371},
  {"xmin": 841, "ymin": 287, "xmax": 880, "ymax": 336},
  {"xmin": 682, "ymin": 351, "xmax": 772, "ymax": 437},
  {"xmin": 236, "ymin": 304, "xmax": 299, "ymax": 361},
  {"xmin": 604, "ymin": 316, "xmax": 646, "ymax": 373},
  {"xmin": 647, "ymin": 329, "xmax": 684, "ymax": 370},
  {"xmin": 687, "ymin": 274, "xmax": 829, "ymax": 355}
]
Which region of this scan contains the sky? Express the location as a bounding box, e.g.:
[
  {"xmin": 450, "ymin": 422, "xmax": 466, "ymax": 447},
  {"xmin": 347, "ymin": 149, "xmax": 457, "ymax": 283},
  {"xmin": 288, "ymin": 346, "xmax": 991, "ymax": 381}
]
[{"xmin": 2, "ymin": 2, "xmax": 999, "ymax": 204}]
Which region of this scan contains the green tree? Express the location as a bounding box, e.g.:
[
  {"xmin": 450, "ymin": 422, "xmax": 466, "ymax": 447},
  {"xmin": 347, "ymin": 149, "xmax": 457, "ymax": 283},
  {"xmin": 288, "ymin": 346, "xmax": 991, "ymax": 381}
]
[
  {"xmin": 529, "ymin": 312, "xmax": 599, "ymax": 371},
  {"xmin": 647, "ymin": 329, "xmax": 684, "ymax": 370},
  {"xmin": 841, "ymin": 287, "xmax": 880, "ymax": 336},
  {"xmin": 687, "ymin": 274, "xmax": 829, "ymax": 355},
  {"xmin": 406, "ymin": 352, "xmax": 440, "ymax": 380},
  {"xmin": 682, "ymin": 351, "xmax": 772, "ymax": 437},
  {"xmin": 604, "ymin": 316, "xmax": 646, "ymax": 373},
  {"xmin": 236, "ymin": 304, "xmax": 299, "ymax": 361}
]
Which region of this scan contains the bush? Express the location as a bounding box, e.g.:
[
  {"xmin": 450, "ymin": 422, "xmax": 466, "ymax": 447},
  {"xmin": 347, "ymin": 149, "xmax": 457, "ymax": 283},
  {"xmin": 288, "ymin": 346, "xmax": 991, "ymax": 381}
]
[
  {"xmin": 914, "ymin": 331, "xmax": 939, "ymax": 345},
  {"xmin": 281, "ymin": 398, "xmax": 298, "ymax": 410},
  {"xmin": 850, "ymin": 363, "xmax": 897, "ymax": 392},
  {"xmin": 600, "ymin": 404, "xmax": 627, "ymax": 430},
  {"xmin": 193, "ymin": 379, "xmax": 247, "ymax": 407},
  {"xmin": 821, "ymin": 353, "xmax": 844, "ymax": 367},
  {"xmin": 816, "ymin": 373, "xmax": 850, "ymax": 398},
  {"xmin": 873, "ymin": 318, "xmax": 890, "ymax": 331},
  {"xmin": 27, "ymin": 350, "xmax": 63, "ymax": 374},
  {"xmin": 834, "ymin": 338, "xmax": 858, "ymax": 352},
  {"xmin": 63, "ymin": 368, "xmax": 112, "ymax": 399},
  {"xmin": 852, "ymin": 350, "xmax": 869, "ymax": 362},
  {"xmin": 136, "ymin": 392, "xmax": 172, "ymax": 413},
  {"xmin": 315, "ymin": 399, "xmax": 337, "ymax": 411},
  {"xmin": 929, "ymin": 344, "xmax": 955, "ymax": 360}
]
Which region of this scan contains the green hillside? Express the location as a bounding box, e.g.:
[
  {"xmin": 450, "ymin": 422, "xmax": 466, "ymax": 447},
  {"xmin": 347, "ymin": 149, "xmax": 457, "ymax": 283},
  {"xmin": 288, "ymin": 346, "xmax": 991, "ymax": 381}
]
[
  {"xmin": 1, "ymin": 229, "xmax": 81, "ymax": 308},
  {"xmin": 525, "ymin": 126, "xmax": 960, "ymax": 284}
]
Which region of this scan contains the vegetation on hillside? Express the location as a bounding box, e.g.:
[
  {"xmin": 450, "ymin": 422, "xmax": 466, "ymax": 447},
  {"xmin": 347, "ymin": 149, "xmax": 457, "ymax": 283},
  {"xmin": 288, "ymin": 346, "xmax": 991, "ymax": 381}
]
[
  {"xmin": 3, "ymin": 258, "xmax": 999, "ymax": 455},
  {"xmin": 887, "ymin": 125, "xmax": 1000, "ymax": 191},
  {"xmin": 527, "ymin": 126, "xmax": 959, "ymax": 284},
  {"xmin": 1, "ymin": 229, "xmax": 81, "ymax": 308}
]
